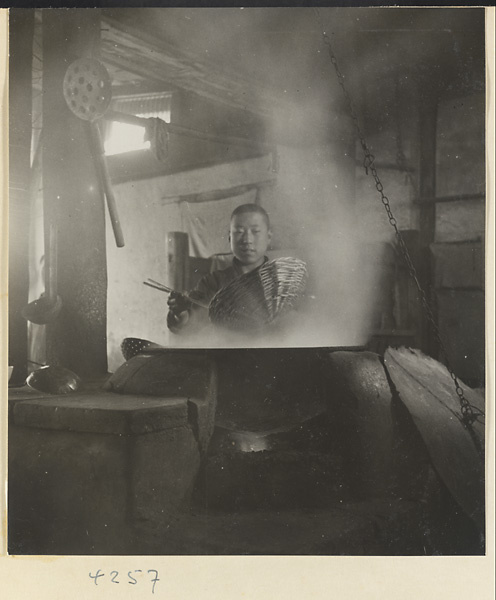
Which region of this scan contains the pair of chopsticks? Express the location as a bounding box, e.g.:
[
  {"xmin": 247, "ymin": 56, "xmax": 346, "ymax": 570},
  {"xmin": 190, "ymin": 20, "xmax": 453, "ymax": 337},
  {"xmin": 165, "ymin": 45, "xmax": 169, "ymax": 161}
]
[{"xmin": 143, "ymin": 278, "xmax": 209, "ymax": 309}]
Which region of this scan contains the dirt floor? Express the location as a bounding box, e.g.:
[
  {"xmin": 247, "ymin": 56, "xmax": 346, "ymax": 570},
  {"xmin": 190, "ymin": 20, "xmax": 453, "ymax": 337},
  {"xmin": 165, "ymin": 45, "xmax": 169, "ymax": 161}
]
[{"xmin": 129, "ymin": 496, "xmax": 484, "ymax": 556}]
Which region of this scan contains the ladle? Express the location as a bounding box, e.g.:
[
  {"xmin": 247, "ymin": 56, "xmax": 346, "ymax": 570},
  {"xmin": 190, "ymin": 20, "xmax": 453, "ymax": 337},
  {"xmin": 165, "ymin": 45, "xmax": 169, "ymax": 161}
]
[
  {"xmin": 22, "ymin": 221, "xmax": 63, "ymax": 324},
  {"xmin": 62, "ymin": 57, "xmax": 125, "ymax": 248},
  {"xmin": 26, "ymin": 364, "xmax": 82, "ymax": 395},
  {"xmin": 87, "ymin": 120, "xmax": 125, "ymax": 247}
]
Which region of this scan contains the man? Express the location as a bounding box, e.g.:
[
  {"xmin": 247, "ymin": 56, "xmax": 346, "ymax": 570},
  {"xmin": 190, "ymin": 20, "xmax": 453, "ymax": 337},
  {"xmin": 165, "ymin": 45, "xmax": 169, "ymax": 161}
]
[{"xmin": 167, "ymin": 203, "xmax": 272, "ymax": 334}]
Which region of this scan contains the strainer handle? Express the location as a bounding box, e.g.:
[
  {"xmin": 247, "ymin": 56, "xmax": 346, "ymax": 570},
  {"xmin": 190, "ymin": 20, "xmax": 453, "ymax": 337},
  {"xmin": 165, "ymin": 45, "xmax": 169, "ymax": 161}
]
[{"xmin": 89, "ymin": 121, "xmax": 125, "ymax": 248}]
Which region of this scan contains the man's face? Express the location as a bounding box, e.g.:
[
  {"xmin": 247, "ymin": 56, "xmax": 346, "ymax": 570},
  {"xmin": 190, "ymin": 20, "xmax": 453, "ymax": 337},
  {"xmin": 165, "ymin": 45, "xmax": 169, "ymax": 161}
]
[{"xmin": 230, "ymin": 211, "xmax": 272, "ymax": 267}]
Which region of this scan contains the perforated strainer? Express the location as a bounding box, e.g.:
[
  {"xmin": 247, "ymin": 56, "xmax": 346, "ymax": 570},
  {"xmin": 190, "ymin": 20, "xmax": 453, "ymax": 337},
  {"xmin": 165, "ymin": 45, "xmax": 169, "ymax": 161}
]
[
  {"xmin": 62, "ymin": 57, "xmax": 112, "ymax": 121},
  {"xmin": 62, "ymin": 57, "xmax": 125, "ymax": 247}
]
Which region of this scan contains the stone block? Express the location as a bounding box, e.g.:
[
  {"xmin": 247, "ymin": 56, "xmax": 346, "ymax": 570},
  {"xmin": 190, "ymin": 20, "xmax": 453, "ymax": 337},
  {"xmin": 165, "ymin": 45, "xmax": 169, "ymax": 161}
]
[
  {"xmin": 7, "ymin": 384, "xmax": 51, "ymax": 419},
  {"xmin": 8, "ymin": 392, "xmax": 201, "ymax": 554},
  {"xmin": 132, "ymin": 426, "xmax": 201, "ymax": 523},
  {"xmin": 104, "ymin": 350, "xmax": 218, "ymax": 451},
  {"xmin": 187, "ymin": 397, "xmax": 215, "ymax": 452},
  {"xmin": 8, "ymin": 425, "xmax": 131, "ymax": 554},
  {"xmin": 12, "ymin": 393, "xmax": 189, "ymax": 435},
  {"xmin": 431, "ymin": 242, "xmax": 484, "ymax": 289}
]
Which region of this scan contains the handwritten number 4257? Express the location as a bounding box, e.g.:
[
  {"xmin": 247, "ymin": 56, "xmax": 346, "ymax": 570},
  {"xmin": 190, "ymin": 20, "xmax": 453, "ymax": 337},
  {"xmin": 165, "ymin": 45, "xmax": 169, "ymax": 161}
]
[{"xmin": 89, "ymin": 569, "xmax": 159, "ymax": 594}]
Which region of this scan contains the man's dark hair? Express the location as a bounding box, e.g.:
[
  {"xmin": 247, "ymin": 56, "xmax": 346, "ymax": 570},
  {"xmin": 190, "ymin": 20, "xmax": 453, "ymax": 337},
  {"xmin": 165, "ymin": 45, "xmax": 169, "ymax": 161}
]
[{"xmin": 230, "ymin": 203, "xmax": 271, "ymax": 229}]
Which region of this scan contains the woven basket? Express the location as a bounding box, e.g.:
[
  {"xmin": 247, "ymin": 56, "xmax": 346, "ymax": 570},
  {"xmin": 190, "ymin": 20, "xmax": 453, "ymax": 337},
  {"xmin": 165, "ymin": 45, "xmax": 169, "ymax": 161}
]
[{"xmin": 209, "ymin": 257, "xmax": 307, "ymax": 331}]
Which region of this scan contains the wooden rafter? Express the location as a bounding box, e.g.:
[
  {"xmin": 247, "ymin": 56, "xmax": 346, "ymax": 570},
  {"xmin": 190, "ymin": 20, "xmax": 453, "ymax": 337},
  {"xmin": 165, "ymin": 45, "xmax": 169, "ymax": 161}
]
[{"xmin": 100, "ymin": 18, "xmax": 290, "ymax": 118}]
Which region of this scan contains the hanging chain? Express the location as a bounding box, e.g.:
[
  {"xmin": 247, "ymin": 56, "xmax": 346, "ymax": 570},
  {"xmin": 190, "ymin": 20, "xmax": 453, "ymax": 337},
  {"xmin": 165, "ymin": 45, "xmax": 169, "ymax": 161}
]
[{"xmin": 313, "ymin": 8, "xmax": 484, "ymax": 429}]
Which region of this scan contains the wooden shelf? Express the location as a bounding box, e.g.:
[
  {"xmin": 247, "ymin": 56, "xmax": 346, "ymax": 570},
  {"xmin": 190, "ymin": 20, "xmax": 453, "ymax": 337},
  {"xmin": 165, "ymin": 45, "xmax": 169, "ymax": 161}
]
[{"xmin": 369, "ymin": 330, "xmax": 416, "ymax": 337}]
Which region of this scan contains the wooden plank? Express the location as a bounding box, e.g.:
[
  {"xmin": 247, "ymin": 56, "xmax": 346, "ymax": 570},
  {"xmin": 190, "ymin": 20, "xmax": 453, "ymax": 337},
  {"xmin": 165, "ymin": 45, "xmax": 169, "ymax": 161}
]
[
  {"xmin": 431, "ymin": 242, "xmax": 484, "ymax": 290},
  {"xmin": 435, "ymin": 200, "xmax": 486, "ymax": 243},
  {"xmin": 383, "ymin": 347, "xmax": 485, "ymax": 531},
  {"xmin": 418, "ymin": 193, "xmax": 484, "ymax": 205},
  {"xmin": 435, "ymin": 94, "xmax": 485, "ymax": 198},
  {"xmin": 162, "ymin": 180, "xmax": 275, "ymax": 205}
]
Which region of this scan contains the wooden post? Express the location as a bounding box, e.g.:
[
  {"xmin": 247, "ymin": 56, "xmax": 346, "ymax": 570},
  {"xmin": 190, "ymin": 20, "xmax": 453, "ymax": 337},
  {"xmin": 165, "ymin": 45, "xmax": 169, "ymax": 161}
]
[
  {"xmin": 42, "ymin": 9, "xmax": 108, "ymax": 378},
  {"xmin": 418, "ymin": 101, "xmax": 438, "ymax": 247},
  {"xmin": 9, "ymin": 10, "xmax": 34, "ymax": 384},
  {"xmin": 167, "ymin": 232, "xmax": 189, "ymax": 292},
  {"xmin": 417, "ymin": 87, "xmax": 439, "ymax": 359}
]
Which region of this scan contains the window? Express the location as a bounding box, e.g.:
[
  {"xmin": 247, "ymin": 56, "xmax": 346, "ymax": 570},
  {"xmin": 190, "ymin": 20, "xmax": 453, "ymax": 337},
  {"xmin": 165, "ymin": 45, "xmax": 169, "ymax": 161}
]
[{"xmin": 104, "ymin": 92, "xmax": 172, "ymax": 156}]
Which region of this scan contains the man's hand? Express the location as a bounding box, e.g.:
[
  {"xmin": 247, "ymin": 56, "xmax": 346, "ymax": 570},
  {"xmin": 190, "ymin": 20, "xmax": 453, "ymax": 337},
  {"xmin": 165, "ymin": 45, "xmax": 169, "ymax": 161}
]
[
  {"xmin": 167, "ymin": 291, "xmax": 192, "ymax": 314},
  {"xmin": 167, "ymin": 291, "xmax": 192, "ymax": 327}
]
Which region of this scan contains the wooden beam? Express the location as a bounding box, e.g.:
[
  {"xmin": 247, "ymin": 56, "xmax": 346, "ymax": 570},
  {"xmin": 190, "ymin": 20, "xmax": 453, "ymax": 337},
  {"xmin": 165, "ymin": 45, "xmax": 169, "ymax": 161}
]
[
  {"xmin": 355, "ymin": 160, "xmax": 415, "ymax": 173},
  {"xmin": 106, "ymin": 109, "xmax": 274, "ymax": 152},
  {"xmin": 100, "ymin": 19, "xmax": 287, "ymax": 118},
  {"xmin": 417, "ymin": 193, "xmax": 484, "ymax": 205},
  {"xmin": 162, "ymin": 180, "xmax": 275, "ymax": 205}
]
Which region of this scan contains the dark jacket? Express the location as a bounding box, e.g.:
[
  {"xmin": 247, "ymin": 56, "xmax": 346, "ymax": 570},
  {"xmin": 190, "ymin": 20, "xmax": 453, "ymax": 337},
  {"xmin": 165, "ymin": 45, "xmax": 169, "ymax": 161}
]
[{"xmin": 167, "ymin": 257, "xmax": 266, "ymax": 334}]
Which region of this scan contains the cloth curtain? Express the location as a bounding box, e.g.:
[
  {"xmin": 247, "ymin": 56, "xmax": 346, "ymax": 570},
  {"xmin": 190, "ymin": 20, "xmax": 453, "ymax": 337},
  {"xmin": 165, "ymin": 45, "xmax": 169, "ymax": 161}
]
[{"xmin": 179, "ymin": 189, "xmax": 257, "ymax": 258}]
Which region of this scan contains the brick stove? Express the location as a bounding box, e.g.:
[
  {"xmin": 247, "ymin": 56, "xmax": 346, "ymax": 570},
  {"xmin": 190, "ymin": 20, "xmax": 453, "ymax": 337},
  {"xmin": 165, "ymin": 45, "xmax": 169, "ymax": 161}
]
[{"xmin": 8, "ymin": 347, "xmax": 484, "ymax": 555}]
